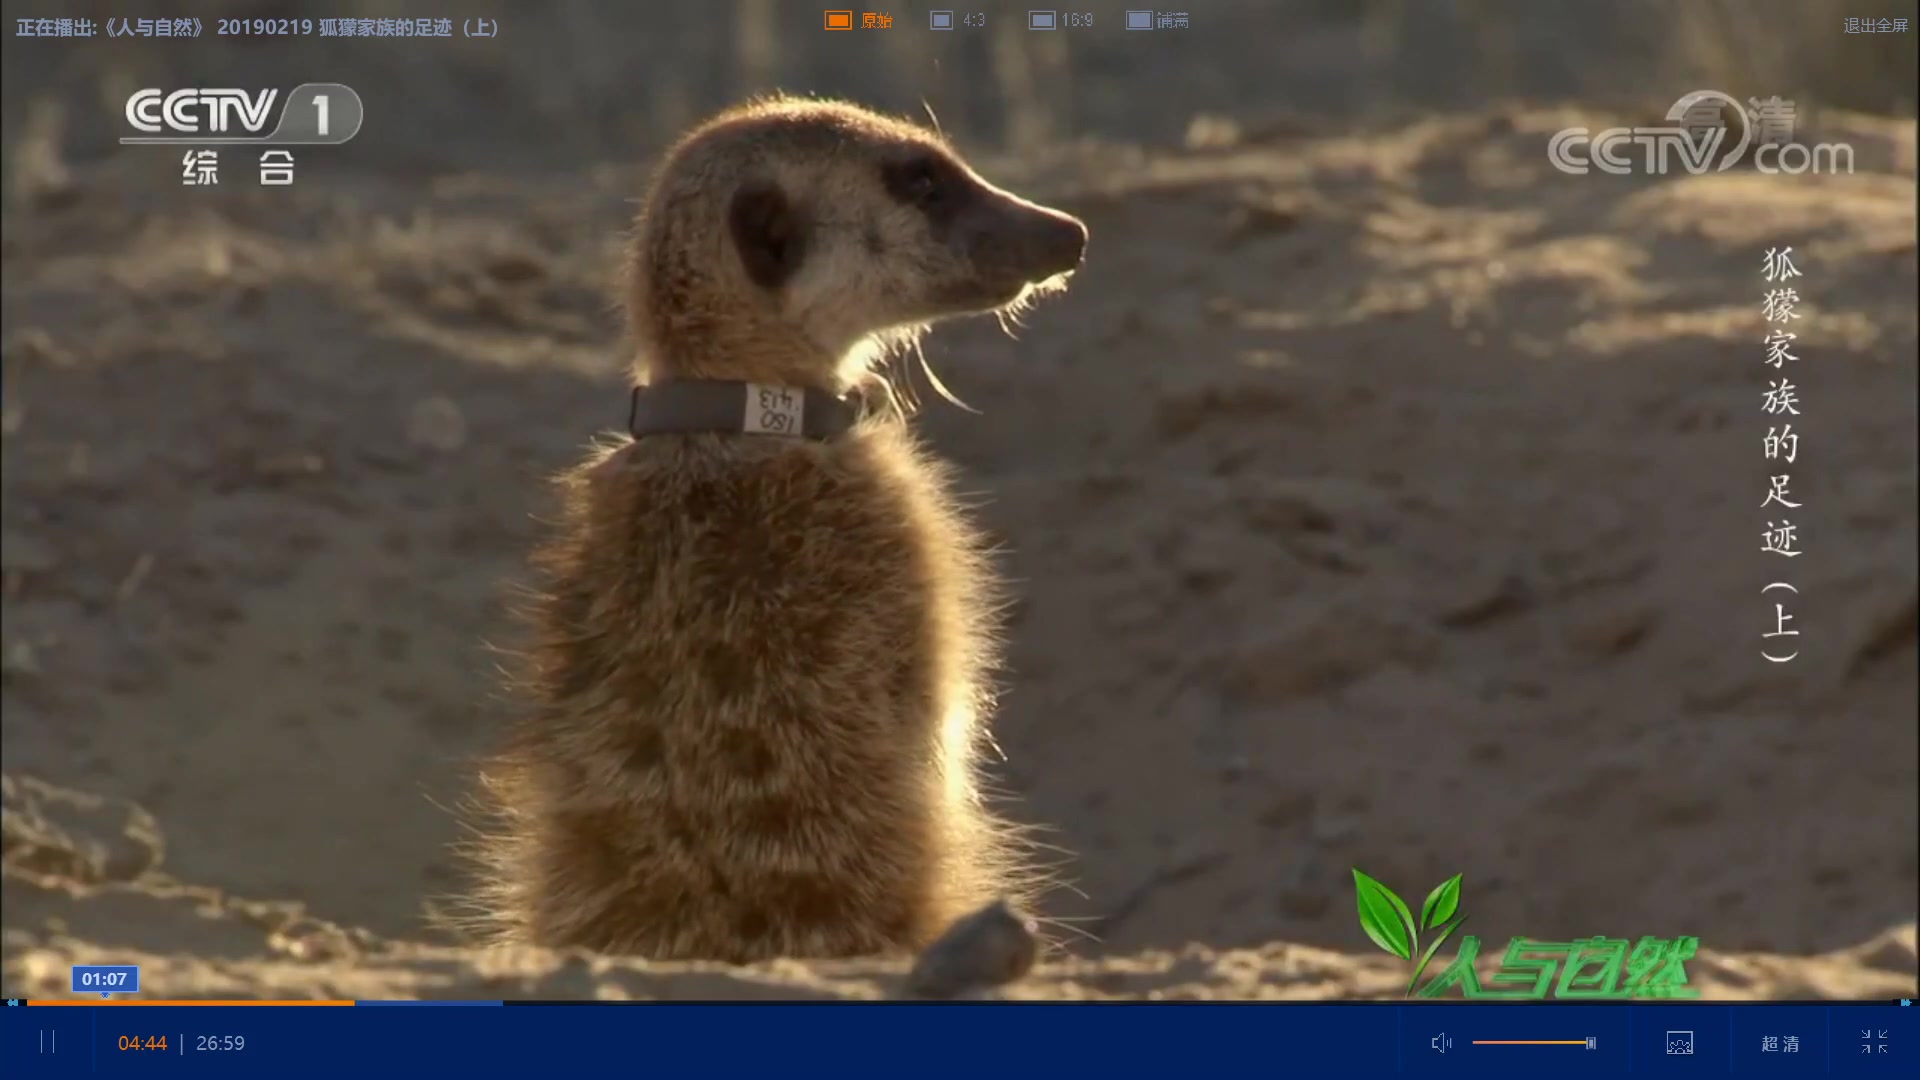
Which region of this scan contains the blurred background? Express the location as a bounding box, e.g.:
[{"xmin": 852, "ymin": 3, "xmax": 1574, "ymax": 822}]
[
  {"xmin": 2, "ymin": 1, "xmax": 1915, "ymax": 998},
  {"xmin": 4, "ymin": 0, "xmax": 1917, "ymax": 174}
]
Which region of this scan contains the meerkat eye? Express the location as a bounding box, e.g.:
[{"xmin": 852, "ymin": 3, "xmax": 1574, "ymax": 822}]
[
  {"xmin": 907, "ymin": 159, "xmax": 941, "ymax": 204},
  {"xmin": 885, "ymin": 154, "xmax": 949, "ymax": 210}
]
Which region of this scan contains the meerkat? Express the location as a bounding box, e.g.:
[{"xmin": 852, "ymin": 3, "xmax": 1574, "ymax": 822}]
[{"xmin": 456, "ymin": 95, "xmax": 1087, "ymax": 963}]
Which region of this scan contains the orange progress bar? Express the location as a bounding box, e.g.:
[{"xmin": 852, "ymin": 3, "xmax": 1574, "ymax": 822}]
[
  {"xmin": 1473, "ymin": 1040, "xmax": 1588, "ymax": 1045},
  {"xmin": 29, "ymin": 1000, "xmax": 352, "ymax": 1006}
]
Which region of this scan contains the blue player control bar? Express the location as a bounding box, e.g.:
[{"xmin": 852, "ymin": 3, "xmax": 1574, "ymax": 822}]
[{"xmin": 2, "ymin": 997, "xmax": 1911, "ymax": 1076}]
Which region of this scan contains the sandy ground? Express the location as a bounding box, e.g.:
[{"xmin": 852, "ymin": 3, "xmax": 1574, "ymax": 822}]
[{"xmin": 2, "ymin": 68, "xmax": 1916, "ymax": 998}]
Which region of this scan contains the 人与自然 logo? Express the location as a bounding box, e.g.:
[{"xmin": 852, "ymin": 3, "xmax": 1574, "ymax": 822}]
[{"xmin": 1352, "ymin": 868, "xmax": 1699, "ymax": 999}]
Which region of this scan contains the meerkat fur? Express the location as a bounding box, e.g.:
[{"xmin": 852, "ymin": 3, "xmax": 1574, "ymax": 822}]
[{"xmin": 451, "ymin": 94, "xmax": 1088, "ymax": 963}]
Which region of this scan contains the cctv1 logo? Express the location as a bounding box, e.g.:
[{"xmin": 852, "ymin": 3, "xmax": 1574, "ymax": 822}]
[{"xmin": 122, "ymin": 83, "xmax": 364, "ymax": 145}]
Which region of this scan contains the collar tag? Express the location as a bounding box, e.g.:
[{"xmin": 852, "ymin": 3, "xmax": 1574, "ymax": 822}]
[{"xmin": 743, "ymin": 383, "xmax": 805, "ymax": 438}]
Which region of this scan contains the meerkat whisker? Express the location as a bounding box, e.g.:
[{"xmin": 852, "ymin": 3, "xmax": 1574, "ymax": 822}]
[{"xmin": 913, "ymin": 336, "xmax": 979, "ymax": 415}]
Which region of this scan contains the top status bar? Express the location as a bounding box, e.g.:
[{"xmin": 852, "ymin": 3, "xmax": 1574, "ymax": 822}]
[{"xmin": 824, "ymin": 11, "xmax": 1191, "ymax": 31}]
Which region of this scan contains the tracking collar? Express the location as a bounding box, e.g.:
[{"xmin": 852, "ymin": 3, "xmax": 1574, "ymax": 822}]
[{"xmin": 627, "ymin": 380, "xmax": 862, "ymax": 441}]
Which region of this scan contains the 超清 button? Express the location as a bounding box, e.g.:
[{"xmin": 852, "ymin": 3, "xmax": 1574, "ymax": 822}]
[{"xmin": 1732, "ymin": 1004, "xmax": 1823, "ymax": 1073}]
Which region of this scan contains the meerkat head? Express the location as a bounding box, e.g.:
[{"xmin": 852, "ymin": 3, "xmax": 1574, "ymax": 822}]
[{"xmin": 627, "ymin": 96, "xmax": 1088, "ymax": 389}]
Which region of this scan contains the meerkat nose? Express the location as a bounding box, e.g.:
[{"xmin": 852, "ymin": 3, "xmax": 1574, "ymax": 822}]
[{"xmin": 1031, "ymin": 207, "xmax": 1088, "ymax": 277}]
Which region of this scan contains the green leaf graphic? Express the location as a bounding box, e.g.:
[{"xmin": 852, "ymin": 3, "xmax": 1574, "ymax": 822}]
[
  {"xmin": 1352, "ymin": 868, "xmax": 1417, "ymax": 961},
  {"xmin": 1420, "ymin": 873, "xmax": 1463, "ymax": 931},
  {"xmin": 1406, "ymin": 914, "xmax": 1467, "ymax": 996}
]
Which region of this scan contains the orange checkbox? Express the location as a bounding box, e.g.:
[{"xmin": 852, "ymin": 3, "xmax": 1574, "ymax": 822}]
[{"xmin": 824, "ymin": 10, "xmax": 853, "ymax": 29}]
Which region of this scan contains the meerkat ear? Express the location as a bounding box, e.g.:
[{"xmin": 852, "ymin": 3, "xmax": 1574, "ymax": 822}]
[{"xmin": 728, "ymin": 182, "xmax": 807, "ymax": 290}]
